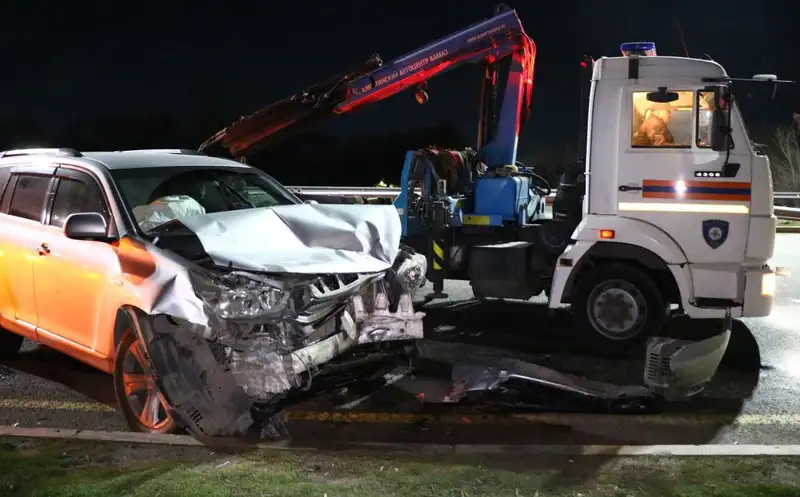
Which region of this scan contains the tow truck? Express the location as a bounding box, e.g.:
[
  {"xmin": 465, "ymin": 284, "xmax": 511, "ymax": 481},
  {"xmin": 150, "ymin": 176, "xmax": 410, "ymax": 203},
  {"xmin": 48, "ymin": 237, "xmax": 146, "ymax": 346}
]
[{"xmin": 201, "ymin": 5, "xmax": 783, "ymax": 358}]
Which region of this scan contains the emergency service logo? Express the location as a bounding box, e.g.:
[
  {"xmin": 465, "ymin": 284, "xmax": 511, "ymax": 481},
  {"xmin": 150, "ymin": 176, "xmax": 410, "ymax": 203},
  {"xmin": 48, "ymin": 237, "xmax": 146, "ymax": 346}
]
[{"xmin": 702, "ymin": 219, "xmax": 729, "ymax": 249}]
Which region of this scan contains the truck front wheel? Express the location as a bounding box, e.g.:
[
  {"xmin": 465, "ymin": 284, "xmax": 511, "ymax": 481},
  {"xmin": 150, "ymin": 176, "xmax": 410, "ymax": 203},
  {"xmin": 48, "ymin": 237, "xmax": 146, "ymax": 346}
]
[{"xmin": 571, "ymin": 262, "xmax": 669, "ymax": 351}]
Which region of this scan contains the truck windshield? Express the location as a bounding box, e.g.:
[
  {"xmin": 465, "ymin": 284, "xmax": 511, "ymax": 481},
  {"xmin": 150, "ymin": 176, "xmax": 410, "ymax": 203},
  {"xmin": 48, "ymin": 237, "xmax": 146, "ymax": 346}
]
[{"xmin": 110, "ymin": 166, "xmax": 301, "ymax": 233}]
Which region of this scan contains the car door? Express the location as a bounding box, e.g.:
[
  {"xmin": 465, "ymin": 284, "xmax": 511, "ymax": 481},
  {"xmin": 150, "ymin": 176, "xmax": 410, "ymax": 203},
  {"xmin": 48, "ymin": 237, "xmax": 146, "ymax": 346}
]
[
  {"xmin": 33, "ymin": 167, "xmax": 119, "ymax": 354},
  {"xmin": 0, "ymin": 167, "xmax": 57, "ymax": 339}
]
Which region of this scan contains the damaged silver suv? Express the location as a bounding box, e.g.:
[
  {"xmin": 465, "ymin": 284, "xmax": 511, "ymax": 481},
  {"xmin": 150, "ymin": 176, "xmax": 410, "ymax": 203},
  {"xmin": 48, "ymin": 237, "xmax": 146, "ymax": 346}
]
[{"xmin": 0, "ymin": 148, "xmax": 427, "ymax": 439}]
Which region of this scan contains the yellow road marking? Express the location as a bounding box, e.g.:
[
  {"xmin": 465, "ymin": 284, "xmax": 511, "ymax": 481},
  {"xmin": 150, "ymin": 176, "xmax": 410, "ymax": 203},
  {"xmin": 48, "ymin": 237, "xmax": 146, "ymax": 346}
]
[
  {"xmin": 0, "ymin": 399, "xmax": 115, "ymax": 412},
  {"xmin": 2, "ymin": 397, "xmax": 799, "ymax": 427},
  {"xmin": 285, "ymin": 410, "xmax": 800, "ymax": 427}
]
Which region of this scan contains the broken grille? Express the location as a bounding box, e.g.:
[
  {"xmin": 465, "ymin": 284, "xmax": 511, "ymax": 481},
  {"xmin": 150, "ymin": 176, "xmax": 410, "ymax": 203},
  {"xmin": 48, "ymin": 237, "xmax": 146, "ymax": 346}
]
[{"xmin": 295, "ymin": 272, "xmax": 384, "ymax": 327}]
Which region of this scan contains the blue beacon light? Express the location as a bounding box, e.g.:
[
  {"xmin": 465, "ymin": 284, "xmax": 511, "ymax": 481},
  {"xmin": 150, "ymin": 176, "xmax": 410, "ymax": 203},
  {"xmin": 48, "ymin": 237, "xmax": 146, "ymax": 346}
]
[{"xmin": 620, "ymin": 42, "xmax": 657, "ymax": 57}]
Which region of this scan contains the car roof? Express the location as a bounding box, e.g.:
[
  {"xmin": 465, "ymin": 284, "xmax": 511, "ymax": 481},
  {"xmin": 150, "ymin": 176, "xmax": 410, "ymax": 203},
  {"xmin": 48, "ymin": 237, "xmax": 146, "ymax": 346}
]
[
  {"xmin": 81, "ymin": 151, "xmax": 251, "ymax": 171},
  {"xmin": 0, "ymin": 149, "xmax": 251, "ymax": 171}
]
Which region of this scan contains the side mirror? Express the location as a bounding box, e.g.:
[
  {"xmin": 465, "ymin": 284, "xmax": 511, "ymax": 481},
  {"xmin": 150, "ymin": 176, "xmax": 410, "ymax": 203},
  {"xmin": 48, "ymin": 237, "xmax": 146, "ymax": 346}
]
[
  {"xmin": 710, "ymin": 85, "xmax": 732, "ymax": 152},
  {"xmin": 304, "ymin": 199, "xmax": 319, "ymax": 205},
  {"xmin": 646, "ymin": 87, "xmax": 680, "ymax": 103},
  {"xmin": 64, "ymin": 212, "xmax": 110, "ymax": 241},
  {"xmin": 713, "ymin": 85, "xmax": 731, "ymax": 110}
]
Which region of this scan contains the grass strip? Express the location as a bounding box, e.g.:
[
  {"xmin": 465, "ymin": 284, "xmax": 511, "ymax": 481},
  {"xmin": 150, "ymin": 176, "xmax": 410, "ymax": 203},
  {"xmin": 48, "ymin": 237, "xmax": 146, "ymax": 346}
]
[{"xmin": 1, "ymin": 437, "xmax": 799, "ymax": 496}]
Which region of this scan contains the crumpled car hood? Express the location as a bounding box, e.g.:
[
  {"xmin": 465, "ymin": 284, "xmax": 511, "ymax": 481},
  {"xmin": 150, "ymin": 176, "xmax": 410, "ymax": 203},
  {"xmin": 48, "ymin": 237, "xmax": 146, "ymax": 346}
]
[{"xmin": 175, "ymin": 203, "xmax": 401, "ymax": 274}]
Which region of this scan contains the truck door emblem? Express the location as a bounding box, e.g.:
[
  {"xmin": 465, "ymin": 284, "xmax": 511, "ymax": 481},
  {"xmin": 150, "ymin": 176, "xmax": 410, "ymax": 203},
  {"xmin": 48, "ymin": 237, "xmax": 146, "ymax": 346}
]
[{"xmin": 702, "ymin": 219, "xmax": 729, "ymax": 249}]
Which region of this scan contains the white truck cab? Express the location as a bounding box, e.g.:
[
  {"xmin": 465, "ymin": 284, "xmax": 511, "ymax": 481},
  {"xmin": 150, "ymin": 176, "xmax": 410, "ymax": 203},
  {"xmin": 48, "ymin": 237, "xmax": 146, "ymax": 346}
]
[{"xmin": 549, "ymin": 42, "xmax": 776, "ymax": 324}]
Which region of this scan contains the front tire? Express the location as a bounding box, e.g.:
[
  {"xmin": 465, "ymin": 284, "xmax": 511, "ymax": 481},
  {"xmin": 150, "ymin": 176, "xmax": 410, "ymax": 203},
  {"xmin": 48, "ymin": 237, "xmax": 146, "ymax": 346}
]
[
  {"xmin": 112, "ymin": 329, "xmax": 179, "ymax": 434},
  {"xmin": 571, "ymin": 262, "xmax": 669, "ymax": 351}
]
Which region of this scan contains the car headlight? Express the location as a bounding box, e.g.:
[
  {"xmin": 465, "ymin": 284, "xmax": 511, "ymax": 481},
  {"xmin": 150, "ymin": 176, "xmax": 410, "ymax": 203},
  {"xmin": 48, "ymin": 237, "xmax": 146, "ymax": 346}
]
[
  {"xmin": 394, "ymin": 253, "xmax": 427, "ymax": 293},
  {"xmin": 200, "ymin": 279, "xmax": 288, "ymax": 320}
]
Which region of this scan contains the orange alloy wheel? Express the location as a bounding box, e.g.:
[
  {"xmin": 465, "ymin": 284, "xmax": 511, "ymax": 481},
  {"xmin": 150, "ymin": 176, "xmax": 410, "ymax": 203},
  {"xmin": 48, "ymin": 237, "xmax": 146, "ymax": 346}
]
[{"xmin": 112, "ymin": 330, "xmax": 179, "ymax": 434}]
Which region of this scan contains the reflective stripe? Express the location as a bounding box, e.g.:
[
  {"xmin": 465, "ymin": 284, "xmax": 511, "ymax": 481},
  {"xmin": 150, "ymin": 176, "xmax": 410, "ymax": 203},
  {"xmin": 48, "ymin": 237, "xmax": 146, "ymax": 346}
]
[
  {"xmin": 642, "ymin": 180, "xmax": 751, "ymax": 201},
  {"xmin": 618, "ymin": 202, "xmax": 749, "ymax": 214}
]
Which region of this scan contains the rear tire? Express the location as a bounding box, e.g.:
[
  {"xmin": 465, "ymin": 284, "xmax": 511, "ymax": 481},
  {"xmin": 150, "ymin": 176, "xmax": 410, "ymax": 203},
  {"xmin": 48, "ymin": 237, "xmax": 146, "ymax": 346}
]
[
  {"xmin": 0, "ymin": 328, "xmax": 24, "ymax": 359},
  {"xmin": 112, "ymin": 329, "xmax": 179, "ymax": 434},
  {"xmin": 571, "ymin": 262, "xmax": 669, "ymax": 352}
]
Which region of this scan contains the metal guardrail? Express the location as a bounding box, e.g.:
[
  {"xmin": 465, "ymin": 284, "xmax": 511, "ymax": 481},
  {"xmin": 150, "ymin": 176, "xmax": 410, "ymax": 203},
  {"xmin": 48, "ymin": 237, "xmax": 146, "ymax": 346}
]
[
  {"xmin": 775, "ymin": 206, "xmax": 800, "ymax": 220},
  {"xmin": 287, "ymin": 186, "xmax": 406, "ymax": 197},
  {"xmin": 287, "ymin": 186, "xmax": 800, "ymax": 219},
  {"xmin": 288, "ymin": 186, "xmax": 800, "ymax": 200},
  {"xmin": 287, "ymin": 185, "xmax": 553, "ymax": 201}
]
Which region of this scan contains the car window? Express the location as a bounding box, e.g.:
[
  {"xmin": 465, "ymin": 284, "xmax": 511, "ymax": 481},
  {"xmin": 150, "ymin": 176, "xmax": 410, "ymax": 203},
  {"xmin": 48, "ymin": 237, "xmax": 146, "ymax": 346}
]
[
  {"xmin": 49, "ymin": 178, "xmax": 109, "ymax": 228},
  {"xmin": 8, "ymin": 174, "xmax": 51, "ymax": 222}
]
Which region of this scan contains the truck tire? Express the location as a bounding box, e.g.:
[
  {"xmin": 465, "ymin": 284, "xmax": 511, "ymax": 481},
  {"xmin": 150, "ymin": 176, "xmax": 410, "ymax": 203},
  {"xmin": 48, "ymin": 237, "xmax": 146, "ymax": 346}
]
[
  {"xmin": 0, "ymin": 327, "xmax": 24, "ymax": 358},
  {"xmin": 571, "ymin": 262, "xmax": 668, "ymax": 351}
]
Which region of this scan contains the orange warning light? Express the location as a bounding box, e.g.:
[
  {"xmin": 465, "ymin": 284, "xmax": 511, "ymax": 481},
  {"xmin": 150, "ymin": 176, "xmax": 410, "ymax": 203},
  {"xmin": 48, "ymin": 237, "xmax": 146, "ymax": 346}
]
[{"xmin": 599, "ymin": 229, "xmax": 615, "ymax": 239}]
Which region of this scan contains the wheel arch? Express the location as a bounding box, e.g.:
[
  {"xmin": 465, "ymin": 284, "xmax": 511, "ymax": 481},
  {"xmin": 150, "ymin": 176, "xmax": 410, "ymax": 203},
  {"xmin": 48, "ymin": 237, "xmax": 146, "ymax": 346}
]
[
  {"xmin": 562, "ymin": 242, "xmax": 681, "ymax": 305},
  {"xmin": 112, "ymin": 305, "xmax": 149, "ymax": 358}
]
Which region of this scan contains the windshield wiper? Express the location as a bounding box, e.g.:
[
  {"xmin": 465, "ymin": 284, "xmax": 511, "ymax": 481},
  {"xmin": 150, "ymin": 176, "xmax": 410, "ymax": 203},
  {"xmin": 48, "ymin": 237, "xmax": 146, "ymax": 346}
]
[{"xmin": 210, "ymin": 173, "xmax": 256, "ymax": 208}]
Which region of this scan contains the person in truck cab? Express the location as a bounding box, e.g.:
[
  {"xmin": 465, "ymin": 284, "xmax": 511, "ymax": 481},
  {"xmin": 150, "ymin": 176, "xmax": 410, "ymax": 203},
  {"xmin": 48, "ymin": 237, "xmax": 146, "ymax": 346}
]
[{"xmin": 633, "ymin": 103, "xmax": 675, "ymax": 146}]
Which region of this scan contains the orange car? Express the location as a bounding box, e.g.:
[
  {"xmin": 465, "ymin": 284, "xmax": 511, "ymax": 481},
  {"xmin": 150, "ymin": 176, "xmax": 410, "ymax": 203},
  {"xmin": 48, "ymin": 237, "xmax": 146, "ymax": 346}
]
[{"xmin": 0, "ymin": 148, "xmax": 426, "ymax": 438}]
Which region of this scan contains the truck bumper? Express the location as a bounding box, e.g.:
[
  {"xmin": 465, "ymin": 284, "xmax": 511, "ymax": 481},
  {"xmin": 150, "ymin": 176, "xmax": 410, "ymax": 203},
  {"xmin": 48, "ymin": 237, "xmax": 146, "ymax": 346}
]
[
  {"xmin": 644, "ymin": 313, "xmax": 732, "ymax": 400},
  {"xmin": 742, "ymin": 265, "xmax": 775, "ymax": 318}
]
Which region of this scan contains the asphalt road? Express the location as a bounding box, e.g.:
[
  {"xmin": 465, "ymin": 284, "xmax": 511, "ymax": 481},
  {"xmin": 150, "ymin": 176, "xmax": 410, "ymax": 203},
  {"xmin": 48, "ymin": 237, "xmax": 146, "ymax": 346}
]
[{"xmin": 1, "ymin": 234, "xmax": 799, "ymax": 446}]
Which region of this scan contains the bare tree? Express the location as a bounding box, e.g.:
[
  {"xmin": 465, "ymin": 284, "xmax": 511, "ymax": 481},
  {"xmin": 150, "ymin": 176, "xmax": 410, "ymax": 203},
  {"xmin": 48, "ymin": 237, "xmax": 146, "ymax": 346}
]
[{"xmin": 771, "ymin": 113, "xmax": 800, "ymax": 198}]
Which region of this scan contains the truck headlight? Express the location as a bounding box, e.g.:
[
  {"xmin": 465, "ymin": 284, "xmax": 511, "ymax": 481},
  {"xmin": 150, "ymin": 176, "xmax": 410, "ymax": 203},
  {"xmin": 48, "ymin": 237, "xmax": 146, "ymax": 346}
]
[
  {"xmin": 761, "ymin": 272, "xmax": 776, "ymax": 297},
  {"xmin": 200, "ymin": 281, "xmax": 288, "ymax": 320}
]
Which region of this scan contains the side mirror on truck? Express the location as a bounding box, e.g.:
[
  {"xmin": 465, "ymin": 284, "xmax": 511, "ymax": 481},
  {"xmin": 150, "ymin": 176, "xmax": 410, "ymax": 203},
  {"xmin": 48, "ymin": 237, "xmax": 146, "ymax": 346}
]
[{"xmin": 710, "ymin": 85, "xmax": 733, "ymax": 152}]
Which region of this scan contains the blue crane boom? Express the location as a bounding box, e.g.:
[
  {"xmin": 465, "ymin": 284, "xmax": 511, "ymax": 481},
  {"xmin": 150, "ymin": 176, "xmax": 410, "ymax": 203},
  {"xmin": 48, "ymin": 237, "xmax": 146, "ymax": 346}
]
[{"xmin": 199, "ymin": 6, "xmax": 535, "ymax": 169}]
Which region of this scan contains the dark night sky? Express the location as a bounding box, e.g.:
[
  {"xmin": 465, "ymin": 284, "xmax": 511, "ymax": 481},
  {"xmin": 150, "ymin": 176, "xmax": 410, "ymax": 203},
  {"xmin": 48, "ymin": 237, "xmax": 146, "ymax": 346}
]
[{"xmin": 2, "ymin": 0, "xmax": 798, "ymax": 155}]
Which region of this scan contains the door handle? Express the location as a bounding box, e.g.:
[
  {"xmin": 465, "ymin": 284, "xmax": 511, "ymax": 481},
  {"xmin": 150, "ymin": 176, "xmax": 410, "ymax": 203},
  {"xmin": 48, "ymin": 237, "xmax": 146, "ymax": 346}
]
[
  {"xmin": 618, "ymin": 185, "xmax": 643, "ymax": 192},
  {"xmin": 37, "ymin": 243, "xmax": 50, "ymax": 256}
]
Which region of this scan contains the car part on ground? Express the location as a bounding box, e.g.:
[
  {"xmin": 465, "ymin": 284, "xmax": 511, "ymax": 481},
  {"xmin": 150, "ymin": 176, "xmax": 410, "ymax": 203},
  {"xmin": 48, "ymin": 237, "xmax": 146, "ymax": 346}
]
[{"xmin": 443, "ymin": 313, "xmax": 730, "ymax": 409}]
